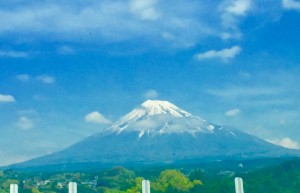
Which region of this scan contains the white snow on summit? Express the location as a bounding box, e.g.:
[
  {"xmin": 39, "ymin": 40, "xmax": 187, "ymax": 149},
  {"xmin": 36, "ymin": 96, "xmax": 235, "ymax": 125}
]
[
  {"xmin": 108, "ymin": 100, "xmax": 216, "ymax": 137},
  {"xmin": 111, "ymin": 100, "xmax": 192, "ymax": 130},
  {"xmin": 141, "ymin": 100, "xmax": 192, "ymax": 117}
]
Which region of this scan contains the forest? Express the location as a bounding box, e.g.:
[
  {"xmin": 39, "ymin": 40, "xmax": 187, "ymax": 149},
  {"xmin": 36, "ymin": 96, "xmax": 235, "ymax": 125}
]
[{"xmin": 1, "ymin": 159, "xmax": 300, "ymax": 193}]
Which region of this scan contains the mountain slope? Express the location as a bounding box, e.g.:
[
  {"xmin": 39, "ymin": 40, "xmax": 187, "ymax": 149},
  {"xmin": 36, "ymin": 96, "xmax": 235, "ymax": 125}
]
[{"xmin": 10, "ymin": 100, "xmax": 299, "ymax": 168}]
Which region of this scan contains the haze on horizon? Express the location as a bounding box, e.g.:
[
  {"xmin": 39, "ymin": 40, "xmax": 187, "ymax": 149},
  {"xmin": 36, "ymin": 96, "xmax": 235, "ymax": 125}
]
[{"xmin": 0, "ymin": 0, "xmax": 300, "ymax": 166}]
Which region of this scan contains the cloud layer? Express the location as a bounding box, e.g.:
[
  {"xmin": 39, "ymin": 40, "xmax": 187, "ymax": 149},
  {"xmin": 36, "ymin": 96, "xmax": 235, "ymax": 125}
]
[
  {"xmin": 0, "ymin": 1, "xmax": 210, "ymax": 47},
  {"xmin": 0, "ymin": 0, "xmax": 262, "ymax": 48}
]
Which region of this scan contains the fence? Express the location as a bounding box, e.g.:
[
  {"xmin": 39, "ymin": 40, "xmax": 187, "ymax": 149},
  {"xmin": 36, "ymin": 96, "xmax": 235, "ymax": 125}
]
[{"xmin": 9, "ymin": 178, "xmax": 245, "ymax": 193}]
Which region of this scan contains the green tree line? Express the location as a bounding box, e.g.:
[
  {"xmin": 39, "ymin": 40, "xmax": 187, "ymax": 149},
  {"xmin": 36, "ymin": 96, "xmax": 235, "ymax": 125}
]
[{"xmin": 2, "ymin": 159, "xmax": 300, "ymax": 193}]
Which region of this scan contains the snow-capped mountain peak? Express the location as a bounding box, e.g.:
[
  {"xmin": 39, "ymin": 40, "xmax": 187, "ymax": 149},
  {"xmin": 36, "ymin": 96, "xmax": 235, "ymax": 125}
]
[
  {"xmin": 141, "ymin": 100, "xmax": 192, "ymax": 117},
  {"xmin": 12, "ymin": 100, "xmax": 299, "ymax": 169},
  {"xmin": 108, "ymin": 100, "xmax": 212, "ymax": 135}
]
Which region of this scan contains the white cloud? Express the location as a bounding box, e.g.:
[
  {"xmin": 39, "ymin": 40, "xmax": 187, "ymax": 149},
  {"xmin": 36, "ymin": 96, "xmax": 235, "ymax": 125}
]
[
  {"xmin": 225, "ymin": 108, "xmax": 241, "ymax": 117},
  {"xmin": 195, "ymin": 46, "xmax": 241, "ymax": 61},
  {"xmin": 0, "ymin": 50, "xmax": 28, "ymax": 58},
  {"xmin": 267, "ymin": 137, "xmax": 300, "ymax": 149},
  {"xmin": 85, "ymin": 111, "xmax": 111, "ymax": 124},
  {"xmin": 17, "ymin": 116, "xmax": 33, "ymax": 130},
  {"xmin": 144, "ymin": 89, "xmax": 159, "ymax": 99},
  {"xmin": 36, "ymin": 75, "xmax": 55, "ymax": 84},
  {"xmin": 0, "ymin": 94, "xmax": 15, "ymax": 103},
  {"xmin": 226, "ymin": 0, "xmax": 251, "ymax": 15},
  {"xmin": 282, "ymin": 0, "xmax": 300, "ymax": 10},
  {"xmin": 16, "ymin": 74, "xmax": 30, "ymax": 82},
  {"xmin": 129, "ymin": 0, "xmax": 160, "ymax": 20}
]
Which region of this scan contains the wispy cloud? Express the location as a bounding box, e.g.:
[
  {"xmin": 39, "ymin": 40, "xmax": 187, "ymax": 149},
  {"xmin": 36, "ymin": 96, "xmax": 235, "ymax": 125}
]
[
  {"xmin": 16, "ymin": 74, "xmax": 30, "ymax": 82},
  {"xmin": 85, "ymin": 111, "xmax": 111, "ymax": 124},
  {"xmin": 36, "ymin": 75, "xmax": 55, "ymax": 84},
  {"xmin": 0, "ymin": 50, "xmax": 28, "ymax": 58},
  {"xmin": 225, "ymin": 108, "xmax": 241, "ymax": 117},
  {"xmin": 207, "ymin": 86, "xmax": 281, "ymax": 99},
  {"xmin": 195, "ymin": 46, "xmax": 241, "ymax": 62},
  {"xmin": 144, "ymin": 89, "xmax": 159, "ymax": 99},
  {"xmin": 202, "ymin": 69, "xmax": 300, "ymax": 144},
  {"xmin": 18, "ymin": 74, "xmax": 56, "ymax": 84},
  {"xmin": 219, "ymin": 0, "xmax": 251, "ymax": 39},
  {"xmin": 206, "ymin": 69, "xmax": 300, "ymax": 103},
  {"xmin": 57, "ymin": 45, "xmax": 75, "ymax": 55},
  {"xmin": 0, "ymin": 94, "xmax": 15, "ymax": 103},
  {"xmin": 282, "ymin": 0, "xmax": 300, "ymax": 10},
  {"xmin": 17, "ymin": 116, "xmax": 34, "ymax": 130},
  {"xmin": 267, "ymin": 137, "xmax": 300, "ymax": 149}
]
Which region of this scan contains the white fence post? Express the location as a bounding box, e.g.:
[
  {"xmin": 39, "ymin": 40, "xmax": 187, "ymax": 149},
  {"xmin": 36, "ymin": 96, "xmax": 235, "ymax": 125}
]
[
  {"xmin": 10, "ymin": 184, "xmax": 18, "ymax": 193},
  {"xmin": 142, "ymin": 180, "xmax": 150, "ymax": 193},
  {"xmin": 69, "ymin": 182, "xmax": 77, "ymax": 193},
  {"xmin": 235, "ymin": 177, "xmax": 244, "ymax": 193}
]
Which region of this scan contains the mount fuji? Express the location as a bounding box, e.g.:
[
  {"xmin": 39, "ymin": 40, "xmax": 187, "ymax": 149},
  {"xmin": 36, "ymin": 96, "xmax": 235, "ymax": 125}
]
[{"xmin": 10, "ymin": 100, "xmax": 299, "ymax": 169}]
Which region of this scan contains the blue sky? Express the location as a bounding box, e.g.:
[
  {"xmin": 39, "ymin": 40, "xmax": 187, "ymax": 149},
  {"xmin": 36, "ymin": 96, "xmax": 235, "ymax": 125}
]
[{"xmin": 1, "ymin": 0, "xmax": 300, "ymax": 166}]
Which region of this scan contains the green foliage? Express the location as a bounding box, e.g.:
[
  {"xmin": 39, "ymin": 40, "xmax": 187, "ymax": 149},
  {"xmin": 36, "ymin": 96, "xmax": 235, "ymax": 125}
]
[
  {"xmin": 152, "ymin": 170, "xmax": 202, "ymax": 193},
  {"xmin": 98, "ymin": 187, "xmax": 125, "ymax": 193},
  {"xmin": 196, "ymin": 176, "xmax": 233, "ymax": 193},
  {"xmin": 98, "ymin": 167, "xmax": 136, "ymax": 191},
  {"xmin": 77, "ymin": 184, "xmax": 97, "ymax": 193},
  {"xmin": 1, "ymin": 179, "xmax": 19, "ymax": 189},
  {"xmin": 188, "ymin": 169, "xmax": 205, "ymax": 182},
  {"xmin": 31, "ymin": 188, "xmax": 41, "ymax": 193},
  {"xmin": 192, "ymin": 180, "xmax": 202, "ymax": 185},
  {"xmin": 243, "ymin": 159, "xmax": 300, "ymax": 193},
  {"xmin": 125, "ymin": 177, "xmax": 144, "ymax": 193},
  {"xmin": 1, "ymin": 159, "xmax": 300, "ymax": 193}
]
